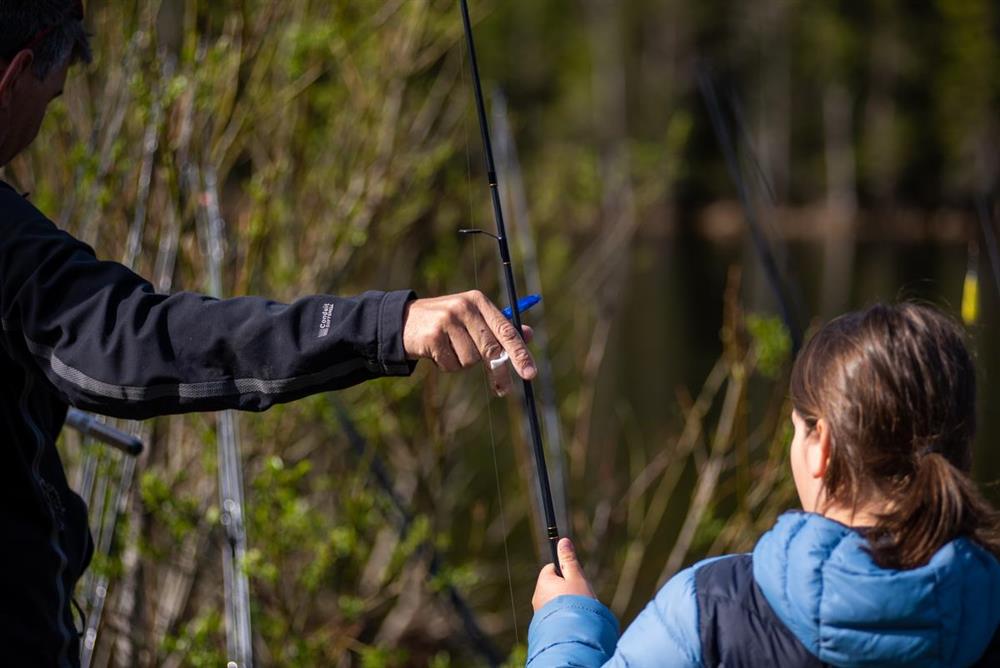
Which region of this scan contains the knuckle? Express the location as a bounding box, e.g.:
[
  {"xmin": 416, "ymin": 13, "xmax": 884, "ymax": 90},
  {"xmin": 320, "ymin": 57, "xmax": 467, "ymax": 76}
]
[
  {"xmin": 456, "ymin": 299, "xmax": 477, "ymax": 320},
  {"xmin": 497, "ymin": 322, "xmax": 520, "ymax": 342},
  {"xmin": 436, "ymin": 356, "xmax": 458, "ymax": 372},
  {"xmin": 431, "ymin": 313, "xmax": 449, "ymax": 332},
  {"xmin": 448, "ymin": 294, "xmax": 478, "ymax": 320},
  {"xmin": 432, "ymin": 331, "xmax": 450, "ymax": 348},
  {"xmin": 512, "ymin": 348, "xmax": 533, "ymax": 365},
  {"xmin": 482, "ymin": 342, "xmax": 503, "ymax": 360}
]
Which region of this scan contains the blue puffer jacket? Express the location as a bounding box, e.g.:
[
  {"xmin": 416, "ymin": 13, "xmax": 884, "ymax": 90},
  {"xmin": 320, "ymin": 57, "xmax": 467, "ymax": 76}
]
[{"xmin": 527, "ymin": 512, "xmax": 1000, "ymax": 667}]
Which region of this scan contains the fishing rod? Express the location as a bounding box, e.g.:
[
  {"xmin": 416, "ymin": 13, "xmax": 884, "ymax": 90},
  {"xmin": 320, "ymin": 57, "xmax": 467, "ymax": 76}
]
[
  {"xmin": 696, "ymin": 64, "xmax": 804, "ymax": 355},
  {"xmin": 76, "ymin": 54, "xmax": 175, "ymax": 668},
  {"xmin": 458, "ymin": 0, "xmax": 562, "ymax": 575},
  {"xmin": 491, "ymin": 88, "xmax": 568, "ymax": 535},
  {"xmin": 71, "ymin": 408, "xmax": 145, "ymax": 668},
  {"xmin": 330, "ymin": 398, "xmax": 504, "ymax": 666},
  {"xmin": 66, "ymin": 409, "xmax": 143, "ymax": 456},
  {"xmin": 975, "ymin": 194, "xmax": 1000, "ymax": 301}
]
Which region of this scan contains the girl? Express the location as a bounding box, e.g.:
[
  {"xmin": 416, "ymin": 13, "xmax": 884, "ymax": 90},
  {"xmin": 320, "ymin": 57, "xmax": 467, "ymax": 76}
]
[{"xmin": 529, "ymin": 303, "xmax": 1000, "ymax": 667}]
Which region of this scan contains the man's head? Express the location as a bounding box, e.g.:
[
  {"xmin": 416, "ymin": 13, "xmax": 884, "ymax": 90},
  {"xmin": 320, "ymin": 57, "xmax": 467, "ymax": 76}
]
[{"xmin": 0, "ymin": 1, "xmax": 91, "ymax": 166}]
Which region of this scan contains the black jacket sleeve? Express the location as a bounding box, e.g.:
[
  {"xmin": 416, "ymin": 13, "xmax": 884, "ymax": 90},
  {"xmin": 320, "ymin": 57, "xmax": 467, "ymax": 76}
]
[{"xmin": 0, "ymin": 184, "xmax": 416, "ymax": 420}]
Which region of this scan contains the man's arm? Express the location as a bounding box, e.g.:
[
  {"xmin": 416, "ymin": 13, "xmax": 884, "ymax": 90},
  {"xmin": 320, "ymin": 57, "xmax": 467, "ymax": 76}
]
[
  {"xmin": 0, "ymin": 209, "xmax": 413, "ymax": 418},
  {"xmin": 1, "ymin": 198, "xmax": 529, "ymax": 418}
]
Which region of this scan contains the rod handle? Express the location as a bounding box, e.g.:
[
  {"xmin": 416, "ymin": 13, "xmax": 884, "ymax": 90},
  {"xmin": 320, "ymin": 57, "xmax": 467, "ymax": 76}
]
[{"xmin": 65, "ymin": 409, "xmax": 144, "ymax": 456}]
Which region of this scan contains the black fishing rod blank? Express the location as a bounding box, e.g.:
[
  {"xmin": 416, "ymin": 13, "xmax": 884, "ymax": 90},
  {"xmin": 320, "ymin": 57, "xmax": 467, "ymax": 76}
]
[
  {"xmin": 976, "ymin": 195, "xmax": 1000, "ymax": 300},
  {"xmin": 697, "ymin": 65, "xmax": 804, "ymax": 355},
  {"xmin": 331, "ymin": 398, "xmax": 504, "ymax": 666},
  {"xmin": 491, "ymin": 88, "xmax": 569, "ymax": 536},
  {"xmin": 459, "ymin": 0, "xmax": 563, "ymax": 576}
]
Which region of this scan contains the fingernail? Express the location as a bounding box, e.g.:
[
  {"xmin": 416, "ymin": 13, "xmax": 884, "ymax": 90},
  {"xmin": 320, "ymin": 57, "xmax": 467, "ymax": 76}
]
[{"xmin": 525, "ymin": 364, "xmax": 537, "ymax": 377}]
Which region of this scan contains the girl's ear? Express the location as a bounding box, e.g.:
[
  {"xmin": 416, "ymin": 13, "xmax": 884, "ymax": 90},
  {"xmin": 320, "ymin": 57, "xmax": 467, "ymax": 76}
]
[{"xmin": 805, "ymin": 418, "xmax": 832, "ymax": 479}]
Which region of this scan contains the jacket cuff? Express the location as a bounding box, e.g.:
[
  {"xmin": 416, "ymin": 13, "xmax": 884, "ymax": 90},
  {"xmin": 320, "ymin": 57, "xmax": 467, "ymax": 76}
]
[
  {"xmin": 527, "ymin": 595, "xmax": 619, "ymax": 664},
  {"xmin": 377, "ymin": 290, "xmax": 418, "ymax": 376}
]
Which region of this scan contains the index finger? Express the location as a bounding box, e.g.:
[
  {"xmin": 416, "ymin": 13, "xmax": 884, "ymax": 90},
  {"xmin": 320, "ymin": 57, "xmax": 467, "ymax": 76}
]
[
  {"xmin": 473, "ymin": 293, "xmax": 537, "ymax": 380},
  {"xmin": 538, "ymin": 563, "xmax": 559, "ymax": 579}
]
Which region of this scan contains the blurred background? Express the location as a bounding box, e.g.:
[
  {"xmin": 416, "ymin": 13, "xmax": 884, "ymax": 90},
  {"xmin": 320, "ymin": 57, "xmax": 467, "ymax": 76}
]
[{"xmin": 5, "ymin": 0, "xmax": 999, "ymax": 666}]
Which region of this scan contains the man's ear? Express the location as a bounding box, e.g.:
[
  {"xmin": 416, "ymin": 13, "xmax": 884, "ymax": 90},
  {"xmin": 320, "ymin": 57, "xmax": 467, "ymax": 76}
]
[
  {"xmin": 805, "ymin": 418, "xmax": 832, "ymax": 479},
  {"xmin": 0, "ymin": 51, "xmax": 35, "ymax": 109}
]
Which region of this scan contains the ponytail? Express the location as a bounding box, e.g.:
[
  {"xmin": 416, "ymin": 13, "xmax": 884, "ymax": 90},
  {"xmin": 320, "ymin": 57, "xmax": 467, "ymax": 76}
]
[
  {"xmin": 790, "ymin": 303, "xmax": 1000, "ymax": 571},
  {"xmin": 872, "ymin": 453, "xmax": 1000, "ymax": 570}
]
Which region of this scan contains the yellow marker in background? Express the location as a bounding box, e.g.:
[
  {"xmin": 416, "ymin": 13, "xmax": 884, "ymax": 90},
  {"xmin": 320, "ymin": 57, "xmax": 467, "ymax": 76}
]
[
  {"xmin": 962, "ymin": 270, "xmax": 979, "ymax": 326},
  {"xmin": 962, "ymin": 239, "xmax": 980, "ymax": 326}
]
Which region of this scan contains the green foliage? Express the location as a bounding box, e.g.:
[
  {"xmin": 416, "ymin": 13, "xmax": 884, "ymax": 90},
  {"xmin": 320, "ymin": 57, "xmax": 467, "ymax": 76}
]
[
  {"xmin": 503, "ymin": 645, "xmax": 529, "ymax": 668},
  {"xmin": 358, "ymin": 647, "xmax": 409, "ymax": 668},
  {"xmin": 746, "ymin": 314, "xmax": 792, "ymax": 380},
  {"xmin": 140, "ymin": 469, "xmax": 203, "ymax": 548},
  {"xmin": 161, "ymin": 611, "xmax": 228, "ymax": 667}
]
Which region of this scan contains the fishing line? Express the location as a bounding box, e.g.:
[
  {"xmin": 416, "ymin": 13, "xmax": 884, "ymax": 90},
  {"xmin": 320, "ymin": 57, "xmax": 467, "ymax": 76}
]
[
  {"xmin": 460, "ymin": 32, "xmax": 521, "ymax": 648},
  {"xmin": 459, "ymin": 0, "xmax": 563, "ymax": 577},
  {"xmin": 331, "ymin": 399, "xmax": 504, "ymax": 665}
]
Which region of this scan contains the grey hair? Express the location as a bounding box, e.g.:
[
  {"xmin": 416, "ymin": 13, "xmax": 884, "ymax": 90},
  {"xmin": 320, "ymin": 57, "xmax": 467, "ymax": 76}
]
[{"xmin": 0, "ymin": 0, "xmax": 92, "ymax": 78}]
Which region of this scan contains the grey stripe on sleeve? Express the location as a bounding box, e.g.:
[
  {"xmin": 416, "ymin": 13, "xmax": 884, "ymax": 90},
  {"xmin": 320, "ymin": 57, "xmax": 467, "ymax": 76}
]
[{"xmin": 19, "ymin": 334, "xmax": 370, "ymax": 403}]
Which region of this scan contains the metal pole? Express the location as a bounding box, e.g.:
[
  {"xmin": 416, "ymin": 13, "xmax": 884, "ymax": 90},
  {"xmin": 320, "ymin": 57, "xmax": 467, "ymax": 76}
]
[{"xmin": 201, "ymin": 166, "xmax": 254, "ymax": 668}]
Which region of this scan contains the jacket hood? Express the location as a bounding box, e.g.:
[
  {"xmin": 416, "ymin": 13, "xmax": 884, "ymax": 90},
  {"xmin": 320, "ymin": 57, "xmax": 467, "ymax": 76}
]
[{"xmin": 754, "ymin": 512, "xmax": 1000, "ymax": 668}]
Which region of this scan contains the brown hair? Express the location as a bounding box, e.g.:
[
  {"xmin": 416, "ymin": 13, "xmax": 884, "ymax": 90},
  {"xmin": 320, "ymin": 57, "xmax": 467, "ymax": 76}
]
[
  {"xmin": 789, "ymin": 302, "xmax": 1000, "ymax": 569},
  {"xmin": 0, "ymin": 1, "xmax": 92, "ymax": 76}
]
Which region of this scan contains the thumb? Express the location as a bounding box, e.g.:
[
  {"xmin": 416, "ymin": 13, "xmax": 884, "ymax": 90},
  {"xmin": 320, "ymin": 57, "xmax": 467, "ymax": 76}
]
[{"xmin": 557, "ymin": 538, "xmax": 583, "ymax": 580}]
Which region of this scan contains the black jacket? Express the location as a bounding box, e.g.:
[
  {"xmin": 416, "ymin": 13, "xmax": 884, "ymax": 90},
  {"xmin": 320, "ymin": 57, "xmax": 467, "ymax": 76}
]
[{"xmin": 0, "ymin": 180, "xmax": 415, "ymax": 666}]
